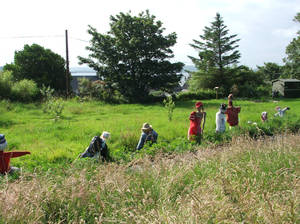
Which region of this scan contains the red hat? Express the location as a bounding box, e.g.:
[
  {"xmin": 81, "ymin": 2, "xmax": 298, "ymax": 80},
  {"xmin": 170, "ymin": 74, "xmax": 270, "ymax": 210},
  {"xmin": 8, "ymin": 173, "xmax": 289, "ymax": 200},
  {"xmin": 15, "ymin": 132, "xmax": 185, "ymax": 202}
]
[{"xmin": 195, "ymin": 101, "xmax": 203, "ymax": 108}]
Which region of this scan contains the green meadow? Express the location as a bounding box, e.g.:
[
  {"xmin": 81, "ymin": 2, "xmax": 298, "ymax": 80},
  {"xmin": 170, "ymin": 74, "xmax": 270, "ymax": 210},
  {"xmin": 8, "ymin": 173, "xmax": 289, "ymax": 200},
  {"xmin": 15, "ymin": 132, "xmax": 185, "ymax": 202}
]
[{"xmin": 0, "ymin": 98, "xmax": 300, "ymax": 172}]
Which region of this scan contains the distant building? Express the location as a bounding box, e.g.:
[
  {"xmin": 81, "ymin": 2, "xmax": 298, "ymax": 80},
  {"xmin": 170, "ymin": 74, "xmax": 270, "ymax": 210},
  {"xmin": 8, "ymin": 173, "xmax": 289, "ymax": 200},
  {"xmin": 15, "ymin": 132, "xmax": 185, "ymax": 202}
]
[
  {"xmin": 272, "ymin": 79, "xmax": 300, "ymax": 98},
  {"xmin": 70, "ymin": 67, "xmax": 98, "ymax": 94}
]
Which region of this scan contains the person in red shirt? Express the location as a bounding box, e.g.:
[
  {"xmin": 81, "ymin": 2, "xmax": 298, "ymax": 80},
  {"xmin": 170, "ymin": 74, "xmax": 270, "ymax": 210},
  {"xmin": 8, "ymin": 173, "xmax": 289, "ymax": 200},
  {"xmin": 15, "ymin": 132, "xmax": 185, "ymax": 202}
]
[
  {"xmin": 188, "ymin": 101, "xmax": 206, "ymax": 143},
  {"xmin": 225, "ymin": 94, "xmax": 241, "ymax": 127}
]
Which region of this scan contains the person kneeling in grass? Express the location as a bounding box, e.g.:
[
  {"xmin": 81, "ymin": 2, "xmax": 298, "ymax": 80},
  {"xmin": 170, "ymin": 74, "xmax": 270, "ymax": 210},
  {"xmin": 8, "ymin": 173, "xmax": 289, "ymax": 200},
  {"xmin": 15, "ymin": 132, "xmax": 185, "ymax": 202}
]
[
  {"xmin": 80, "ymin": 131, "xmax": 110, "ymax": 161},
  {"xmin": 136, "ymin": 123, "xmax": 158, "ymax": 150}
]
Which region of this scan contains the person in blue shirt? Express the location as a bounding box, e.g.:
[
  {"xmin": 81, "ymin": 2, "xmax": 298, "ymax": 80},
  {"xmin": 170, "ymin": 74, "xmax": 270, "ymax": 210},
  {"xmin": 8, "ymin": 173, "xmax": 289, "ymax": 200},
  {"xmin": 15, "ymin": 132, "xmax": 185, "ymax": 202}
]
[{"xmin": 136, "ymin": 123, "xmax": 158, "ymax": 150}]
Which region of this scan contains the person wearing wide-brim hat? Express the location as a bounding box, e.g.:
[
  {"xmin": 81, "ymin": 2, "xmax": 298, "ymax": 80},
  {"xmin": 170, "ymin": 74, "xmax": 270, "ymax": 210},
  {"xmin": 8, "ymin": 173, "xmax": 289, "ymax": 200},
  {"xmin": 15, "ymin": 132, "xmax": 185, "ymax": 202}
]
[
  {"xmin": 188, "ymin": 101, "xmax": 206, "ymax": 142},
  {"xmin": 136, "ymin": 123, "xmax": 158, "ymax": 150}
]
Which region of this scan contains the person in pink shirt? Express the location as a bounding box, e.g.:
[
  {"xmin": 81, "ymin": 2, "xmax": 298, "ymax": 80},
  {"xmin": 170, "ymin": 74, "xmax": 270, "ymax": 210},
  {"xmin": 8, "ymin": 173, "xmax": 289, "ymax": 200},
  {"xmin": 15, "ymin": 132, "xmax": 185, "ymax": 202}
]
[{"xmin": 188, "ymin": 101, "xmax": 206, "ymax": 143}]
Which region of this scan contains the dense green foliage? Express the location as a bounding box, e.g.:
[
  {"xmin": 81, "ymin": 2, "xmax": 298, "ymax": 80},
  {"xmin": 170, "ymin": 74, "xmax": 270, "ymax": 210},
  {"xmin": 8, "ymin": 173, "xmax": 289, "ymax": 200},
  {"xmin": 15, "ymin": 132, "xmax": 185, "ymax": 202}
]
[
  {"xmin": 79, "ymin": 10, "xmax": 184, "ymax": 102},
  {"xmin": 0, "ymin": 70, "xmax": 39, "ymax": 102},
  {"xmin": 4, "ymin": 44, "xmax": 68, "ymax": 91},
  {"xmin": 257, "ymin": 62, "xmax": 282, "ymax": 81},
  {"xmin": 78, "ymin": 78, "xmax": 125, "ymax": 103}
]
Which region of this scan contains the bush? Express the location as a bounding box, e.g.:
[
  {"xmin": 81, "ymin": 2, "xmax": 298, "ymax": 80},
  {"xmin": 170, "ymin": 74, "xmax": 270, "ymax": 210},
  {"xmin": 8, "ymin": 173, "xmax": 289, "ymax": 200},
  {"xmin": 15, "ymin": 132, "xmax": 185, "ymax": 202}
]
[
  {"xmin": 119, "ymin": 131, "xmax": 139, "ymax": 152},
  {"xmin": 232, "ymin": 83, "xmax": 271, "ymax": 98},
  {"xmin": 78, "ymin": 78, "xmax": 127, "ymax": 103},
  {"xmin": 176, "ymin": 89, "xmax": 217, "ymax": 101},
  {"xmin": 163, "ymin": 96, "xmax": 175, "ymax": 121},
  {"xmin": 0, "ymin": 71, "xmax": 39, "ymax": 102},
  {"xmin": 0, "ymin": 70, "xmax": 13, "ymax": 99},
  {"xmin": 11, "ymin": 79, "xmax": 39, "ymax": 102}
]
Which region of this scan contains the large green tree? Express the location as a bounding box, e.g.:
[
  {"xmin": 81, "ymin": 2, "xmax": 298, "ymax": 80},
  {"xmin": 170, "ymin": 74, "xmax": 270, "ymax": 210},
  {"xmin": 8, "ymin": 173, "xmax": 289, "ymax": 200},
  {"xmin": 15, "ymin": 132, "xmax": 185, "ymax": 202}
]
[
  {"xmin": 78, "ymin": 10, "xmax": 184, "ymax": 102},
  {"xmin": 283, "ymin": 12, "xmax": 300, "ymax": 79},
  {"xmin": 257, "ymin": 62, "xmax": 282, "ymax": 81},
  {"xmin": 4, "ymin": 44, "xmax": 68, "ymax": 91},
  {"xmin": 189, "ymin": 13, "xmax": 240, "ymax": 90}
]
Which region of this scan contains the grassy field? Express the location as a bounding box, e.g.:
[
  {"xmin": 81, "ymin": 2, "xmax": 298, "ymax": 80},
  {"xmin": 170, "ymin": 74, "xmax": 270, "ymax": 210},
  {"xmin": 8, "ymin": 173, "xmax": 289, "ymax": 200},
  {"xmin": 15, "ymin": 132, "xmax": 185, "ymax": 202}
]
[
  {"xmin": 0, "ymin": 98, "xmax": 299, "ymax": 223},
  {"xmin": 0, "ymin": 132, "xmax": 298, "ymax": 223},
  {"xmin": 0, "ymin": 98, "xmax": 300, "ymax": 172}
]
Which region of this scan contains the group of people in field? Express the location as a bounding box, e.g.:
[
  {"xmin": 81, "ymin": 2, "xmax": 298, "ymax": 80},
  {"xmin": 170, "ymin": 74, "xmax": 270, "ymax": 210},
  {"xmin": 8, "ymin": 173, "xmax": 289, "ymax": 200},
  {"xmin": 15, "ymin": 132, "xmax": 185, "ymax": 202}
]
[
  {"xmin": 77, "ymin": 93, "xmax": 291, "ymax": 160},
  {"xmin": 0, "ymin": 94, "xmax": 291, "ymax": 171},
  {"xmin": 188, "ymin": 93, "xmax": 241, "ymax": 143}
]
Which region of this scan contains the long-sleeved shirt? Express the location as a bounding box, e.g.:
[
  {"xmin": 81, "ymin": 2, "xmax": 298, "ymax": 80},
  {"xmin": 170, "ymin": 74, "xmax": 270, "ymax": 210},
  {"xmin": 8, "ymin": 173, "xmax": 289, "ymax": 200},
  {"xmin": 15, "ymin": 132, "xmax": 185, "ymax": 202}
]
[
  {"xmin": 216, "ymin": 111, "xmax": 226, "ymax": 132},
  {"xmin": 274, "ymin": 107, "xmax": 289, "ymax": 117},
  {"xmin": 136, "ymin": 130, "xmax": 158, "ymax": 150}
]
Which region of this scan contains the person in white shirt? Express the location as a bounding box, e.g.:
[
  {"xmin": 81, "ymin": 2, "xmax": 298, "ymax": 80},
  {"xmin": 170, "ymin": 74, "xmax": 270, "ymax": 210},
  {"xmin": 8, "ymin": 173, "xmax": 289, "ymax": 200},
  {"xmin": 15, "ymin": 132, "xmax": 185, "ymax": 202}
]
[
  {"xmin": 274, "ymin": 106, "xmax": 290, "ymax": 117},
  {"xmin": 216, "ymin": 103, "xmax": 227, "ymax": 133}
]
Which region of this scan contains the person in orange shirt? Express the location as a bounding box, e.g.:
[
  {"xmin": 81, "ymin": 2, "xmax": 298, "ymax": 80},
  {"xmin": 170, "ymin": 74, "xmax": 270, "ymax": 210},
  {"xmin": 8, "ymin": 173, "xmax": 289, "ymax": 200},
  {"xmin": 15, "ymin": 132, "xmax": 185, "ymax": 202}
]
[
  {"xmin": 225, "ymin": 94, "xmax": 241, "ymax": 128},
  {"xmin": 188, "ymin": 101, "xmax": 206, "ymax": 143}
]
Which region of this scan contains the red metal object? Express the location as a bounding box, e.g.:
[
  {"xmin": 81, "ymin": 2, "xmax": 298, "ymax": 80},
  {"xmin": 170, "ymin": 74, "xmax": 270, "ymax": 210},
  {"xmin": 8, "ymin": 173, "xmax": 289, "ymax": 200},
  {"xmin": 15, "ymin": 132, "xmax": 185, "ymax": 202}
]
[{"xmin": 0, "ymin": 151, "xmax": 30, "ymax": 174}]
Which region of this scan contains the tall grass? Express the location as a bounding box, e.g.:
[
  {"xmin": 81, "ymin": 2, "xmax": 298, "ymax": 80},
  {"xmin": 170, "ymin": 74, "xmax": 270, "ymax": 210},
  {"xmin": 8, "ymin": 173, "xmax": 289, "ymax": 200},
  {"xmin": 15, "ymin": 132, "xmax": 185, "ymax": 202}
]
[{"xmin": 0, "ymin": 133, "xmax": 298, "ymax": 223}]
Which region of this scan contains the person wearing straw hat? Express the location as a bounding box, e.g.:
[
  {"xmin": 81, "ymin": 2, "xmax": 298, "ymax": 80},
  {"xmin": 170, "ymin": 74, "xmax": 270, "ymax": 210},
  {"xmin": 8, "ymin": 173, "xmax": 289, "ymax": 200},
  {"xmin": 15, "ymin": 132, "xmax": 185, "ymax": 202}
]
[
  {"xmin": 188, "ymin": 101, "xmax": 206, "ymax": 142},
  {"xmin": 136, "ymin": 123, "xmax": 158, "ymax": 150},
  {"xmin": 80, "ymin": 131, "xmax": 111, "ymax": 161}
]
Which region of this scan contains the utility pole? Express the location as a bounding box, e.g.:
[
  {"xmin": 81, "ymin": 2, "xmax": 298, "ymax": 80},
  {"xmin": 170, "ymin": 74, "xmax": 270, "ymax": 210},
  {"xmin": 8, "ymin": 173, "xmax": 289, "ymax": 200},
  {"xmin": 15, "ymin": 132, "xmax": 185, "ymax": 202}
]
[{"xmin": 65, "ymin": 29, "xmax": 70, "ymax": 97}]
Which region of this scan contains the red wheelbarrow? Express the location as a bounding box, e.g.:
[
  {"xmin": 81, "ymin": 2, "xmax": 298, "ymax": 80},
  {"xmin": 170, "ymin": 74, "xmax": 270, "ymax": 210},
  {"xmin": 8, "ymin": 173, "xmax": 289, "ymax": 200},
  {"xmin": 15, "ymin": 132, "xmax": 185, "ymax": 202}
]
[{"xmin": 0, "ymin": 151, "xmax": 30, "ymax": 174}]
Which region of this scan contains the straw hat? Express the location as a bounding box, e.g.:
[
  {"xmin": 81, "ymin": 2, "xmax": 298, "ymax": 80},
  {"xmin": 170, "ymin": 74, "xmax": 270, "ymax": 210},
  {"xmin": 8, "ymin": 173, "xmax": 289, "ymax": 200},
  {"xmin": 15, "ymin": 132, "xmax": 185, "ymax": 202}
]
[{"xmin": 141, "ymin": 123, "xmax": 153, "ymax": 131}]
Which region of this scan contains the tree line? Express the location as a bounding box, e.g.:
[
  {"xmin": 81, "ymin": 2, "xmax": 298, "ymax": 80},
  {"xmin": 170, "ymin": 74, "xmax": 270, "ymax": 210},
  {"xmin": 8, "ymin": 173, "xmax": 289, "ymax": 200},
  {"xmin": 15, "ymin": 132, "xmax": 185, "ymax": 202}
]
[{"xmin": 1, "ymin": 11, "xmax": 299, "ymax": 102}]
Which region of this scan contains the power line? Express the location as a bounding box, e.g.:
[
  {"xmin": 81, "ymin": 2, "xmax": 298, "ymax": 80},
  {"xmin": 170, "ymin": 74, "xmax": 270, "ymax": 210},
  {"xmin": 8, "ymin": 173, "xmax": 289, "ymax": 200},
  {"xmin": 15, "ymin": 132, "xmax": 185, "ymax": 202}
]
[
  {"xmin": 69, "ymin": 37, "xmax": 89, "ymax": 43},
  {"xmin": 0, "ymin": 35, "xmax": 90, "ymax": 43},
  {"xmin": 0, "ymin": 35, "xmax": 64, "ymax": 39}
]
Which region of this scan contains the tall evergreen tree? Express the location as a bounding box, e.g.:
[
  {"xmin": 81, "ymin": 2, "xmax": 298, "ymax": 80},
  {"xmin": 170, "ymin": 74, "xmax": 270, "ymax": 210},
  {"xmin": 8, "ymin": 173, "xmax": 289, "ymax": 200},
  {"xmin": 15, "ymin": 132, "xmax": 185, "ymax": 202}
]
[
  {"xmin": 79, "ymin": 10, "xmax": 183, "ymax": 102},
  {"xmin": 189, "ymin": 13, "xmax": 240, "ymax": 90}
]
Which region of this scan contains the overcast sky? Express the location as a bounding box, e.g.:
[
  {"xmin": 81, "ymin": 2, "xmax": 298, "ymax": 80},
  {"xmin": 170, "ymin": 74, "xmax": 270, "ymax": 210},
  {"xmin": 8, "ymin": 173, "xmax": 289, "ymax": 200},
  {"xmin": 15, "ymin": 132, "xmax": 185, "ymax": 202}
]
[{"xmin": 0, "ymin": 0, "xmax": 299, "ymax": 68}]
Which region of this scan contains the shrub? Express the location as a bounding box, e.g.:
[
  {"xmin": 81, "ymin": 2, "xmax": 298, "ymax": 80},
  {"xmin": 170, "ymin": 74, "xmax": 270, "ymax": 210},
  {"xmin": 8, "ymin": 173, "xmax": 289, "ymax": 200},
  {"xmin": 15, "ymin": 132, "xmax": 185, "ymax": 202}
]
[
  {"xmin": 119, "ymin": 131, "xmax": 139, "ymax": 152},
  {"xmin": 11, "ymin": 79, "xmax": 39, "ymax": 102},
  {"xmin": 176, "ymin": 89, "xmax": 216, "ymax": 101},
  {"xmin": 233, "ymin": 83, "xmax": 271, "ymax": 98},
  {"xmin": 163, "ymin": 96, "xmax": 175, "ymax": 121},
  {"xmin": 40, "ymin": 85, "xmax": 64, "ymax": 119},
  {"xmin": 0, "ymin": 70, "xmax": 13, "ymax": 99},
  {"xmin": 78, "ymin": 78, "xmax": 126, "ymax": 103}
]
